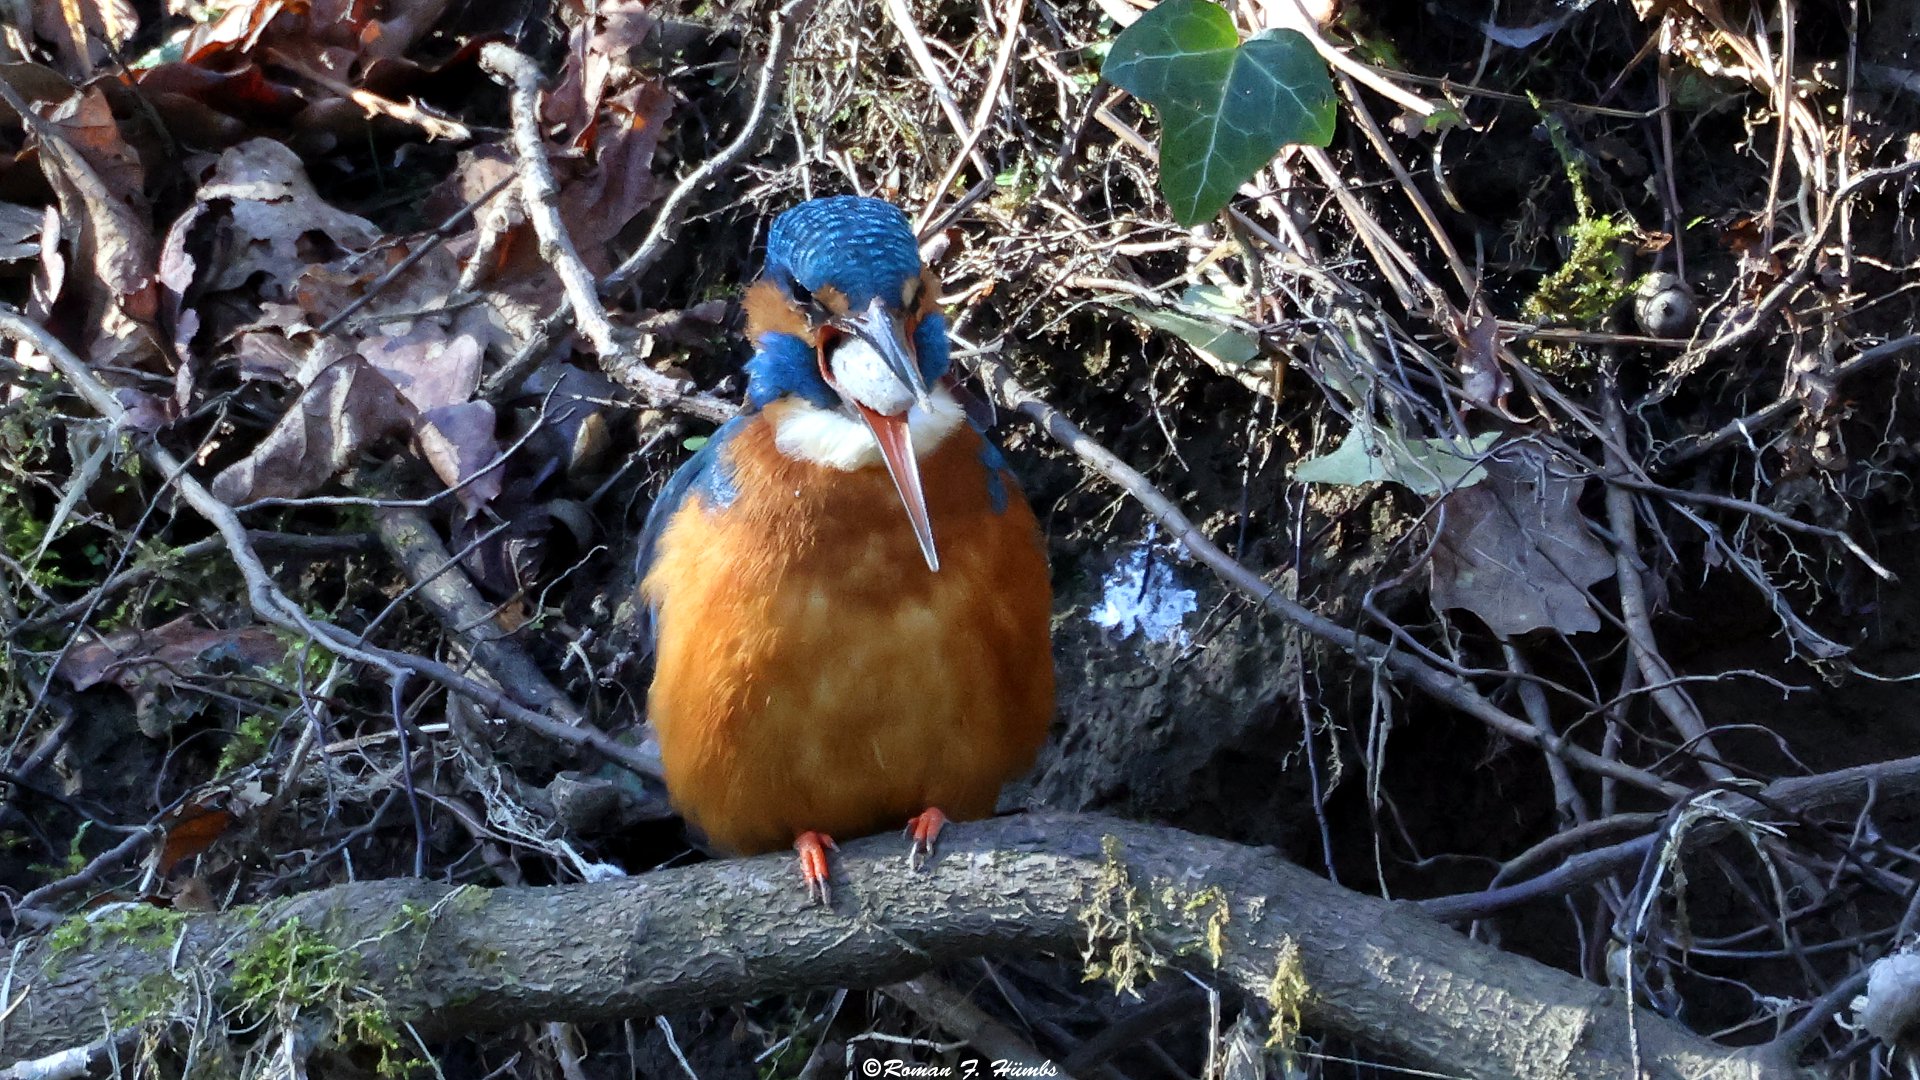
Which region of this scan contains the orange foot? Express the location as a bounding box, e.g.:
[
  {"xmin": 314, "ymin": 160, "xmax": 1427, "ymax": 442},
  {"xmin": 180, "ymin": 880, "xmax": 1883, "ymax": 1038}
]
[
  {"xmin": 793, "ymin": 831, "xmax": 838, "ymax": 905},
  {"xmin": 903, "ymin": 807, "xmax": 949, "ymax": 871}
]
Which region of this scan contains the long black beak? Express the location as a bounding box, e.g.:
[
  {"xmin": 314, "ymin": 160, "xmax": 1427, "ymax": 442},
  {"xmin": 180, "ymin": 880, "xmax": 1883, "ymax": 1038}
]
[
  {"xmin": 839, "ymin": 298, "xmax": 934, "ymax": 412},
  {"xmin": 827, "ymin": 298, "xmax": 939, "ymax": 572}
]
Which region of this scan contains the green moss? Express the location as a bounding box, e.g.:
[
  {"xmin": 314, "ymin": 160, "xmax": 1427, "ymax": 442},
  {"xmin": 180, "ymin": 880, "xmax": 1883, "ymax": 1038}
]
[
  {"xmin": 44, "ymin": 903, "xmax": 188, "ymax": 983},
  {"xmin": 110, "ymin": 970, "xmax": 189, "ymax": 1028},
  {"xmin": 94, "ymin": 904, "xmax": 185, "ymax": 945},
  {"xmin": 1263, "ymin": 937, "xmax": 1309, "ymax": 1054},
  {"xmin": 45, "ymin": 915, "xmax": 90, "ymax": 955},
  {"xmin": 228, "ymin": 919, "xmax": 345, "ymax": 1014},
  {"xmin": 447, "ymin": 883, "xmax": 489, "ymax": 916},
  {"xmin": 1522, "ymin": 214, "xmax": 1643, "ymax": 329},
  {"xmin": 1181, "ymin": 886, "xmax": 1231, "ymax": 968},
  {"xmin": 754, "ymin": 1001, "xmax": 821, "ymax": 1080},
  {"xmin": 393, "ymin": 901, "xmax": 432, "ymax": 931},
  {"xmin": 1079, "ymin": 835, "xmax": 1159, "ymax": 995},
  {"xmin": 226, "ymin": 918, "xmax": 414, "ymax": 1078},
  {"xmin": 31, "ymin": 821, "xmax": 93, "ymax": 879},
  {"xmin": 1521, "ymin": 100, "xmax": 1651, "ymax": 345},
  {"xmin": 217, "ymin": 713, "xmax": 280, "ymax": 774},
  {"xmin": 990, "ymin": 155, "xmax": 1043, "ymax": 213},
  {"xmin": 0, "ymin": 389, "xmax": 127, "ymax": 591}
]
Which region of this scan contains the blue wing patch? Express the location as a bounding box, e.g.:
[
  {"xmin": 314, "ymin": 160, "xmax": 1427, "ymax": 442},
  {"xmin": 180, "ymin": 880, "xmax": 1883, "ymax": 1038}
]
[
  {"xmin": 979, "ymin": 440, "xmax": 1011, "ymax": 515},
  {"xmin": 635, "ymin": 416, "xmax": 747, "ymax": 645}
]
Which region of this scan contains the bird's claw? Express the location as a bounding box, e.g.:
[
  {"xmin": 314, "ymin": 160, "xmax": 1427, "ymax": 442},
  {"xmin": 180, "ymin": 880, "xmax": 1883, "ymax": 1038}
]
[
  {"xmin": 903, "ymin": 807, "xmax": 948, "ymax": 872},
  {"xmin": 794, "ymin": 831, "xmax": 838, "ymax": 905}
]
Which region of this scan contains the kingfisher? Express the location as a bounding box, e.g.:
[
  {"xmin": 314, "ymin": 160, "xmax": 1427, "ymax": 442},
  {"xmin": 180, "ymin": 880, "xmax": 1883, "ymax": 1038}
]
[{"xmin": 636, "ymin": 196, "xmax": 1054, "ymax": 902}]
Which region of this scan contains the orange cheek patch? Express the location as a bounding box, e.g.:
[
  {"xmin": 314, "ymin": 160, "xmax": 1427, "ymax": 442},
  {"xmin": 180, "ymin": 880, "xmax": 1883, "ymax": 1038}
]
[
  {"xmin": 916, "ymin": 268, "xmax": 943, "ymax": 321},
  {"xmin": 744, "ymin": 280, "xmax": 816, "ymax": 344},
  {"xmin": 814, "ymin": 284, "xmax": 850, "ymax": 317}
]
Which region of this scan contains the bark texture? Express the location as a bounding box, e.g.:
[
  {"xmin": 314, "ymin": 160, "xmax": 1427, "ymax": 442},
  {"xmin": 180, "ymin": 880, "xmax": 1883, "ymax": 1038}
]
[{"xmin": 0, "ymin": 812, "xmax": 1805, "ymax": 1079}]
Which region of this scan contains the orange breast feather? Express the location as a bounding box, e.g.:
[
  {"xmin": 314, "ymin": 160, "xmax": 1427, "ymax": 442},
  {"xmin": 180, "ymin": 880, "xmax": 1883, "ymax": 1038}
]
[{"xmin": 641, "ymin": 417, "xmax": 1054, "ymax": 855}]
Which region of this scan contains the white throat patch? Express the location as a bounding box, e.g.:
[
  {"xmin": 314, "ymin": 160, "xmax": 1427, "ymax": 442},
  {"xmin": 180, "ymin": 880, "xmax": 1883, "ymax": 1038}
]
[
  {"xmin": 827, "ymin": 336, "xmax": 917, "ymax": 416},
  {"xmin": 770, "ymin": 387, "xmax": 966, "ymax": 471}
]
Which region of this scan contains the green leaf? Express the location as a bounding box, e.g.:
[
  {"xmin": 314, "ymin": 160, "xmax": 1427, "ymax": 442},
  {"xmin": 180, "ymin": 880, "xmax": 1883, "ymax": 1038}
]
[
  {"xmin": 1293, "ymin": 421, "xmax": 1498, "ymax": 496},
  {"xmin": 1115, "ymin": 302, "xmax": 1259, "ymax": 365},
  {"xmin": 1110, "ymin": 284, "xmax": 1260, "ymax": 366},
  {"xmin": 1103, "ymin": 0, "xmax": 1336, "ymax": 224}
]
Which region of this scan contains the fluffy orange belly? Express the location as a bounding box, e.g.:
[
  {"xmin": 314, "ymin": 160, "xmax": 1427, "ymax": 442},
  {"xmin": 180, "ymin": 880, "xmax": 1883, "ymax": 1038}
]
[{"xmin": 641, "ymin": 418, "xmax": 1054, "ymax": 855}]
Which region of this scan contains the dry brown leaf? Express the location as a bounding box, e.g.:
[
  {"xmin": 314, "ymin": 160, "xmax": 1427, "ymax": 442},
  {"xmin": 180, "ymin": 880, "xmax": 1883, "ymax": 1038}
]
[
  {"xmin": 1428, "ymin": 449, "xmax": 1615, "ymax": 637},
  {"xmin": 56, "ymin": 616, "xmax": 287, "ymax": 736},
  {"xmin": 44, "ymin": 85, "xmax": 143, "ymax": 195},
  {"xmin": 361, "ymin": 321, "xmax": 481, "ymax": 412},
  {"xmin": 156, "ymin": 198, "xmax": 206, "ymax": 359},
  {"xmin": 430, "ymin": 144, "xmax": 544, "ymax": 292},
  {"xmin": 513, "ymin": 362, "xmax": 622, "ymax": 488},
  {"xmin": 192, "ymin": 137, "xmax": 382, "ymax": 300},
  {"xmin": 131, "ymin": 0, "xmax": 493, "ymax": 149},
  {"xmin": 231, "ymin": 329, "xmax": 309, "ymax": 381},
  {"xmin": 549, "ymin": 0, "xmax": 656, "ymax": 140},
  {"xmin": 1445, "ymin": 298, "xmax": 1510, "ymax": 411},
  {"xmin": 0, "ymin": 61, "xmax": 75, "ymax": 124},
  {"xmin": 21, "ymin": 205, "xmax": 63, "ymax": 362},
  {"xmin": 24, "ymin": 86, "xmax": 160, "ymax": 366},
  {"xmin": 211, "ymin": 354, "xmax": 413, "ymax": 505},
  {"xmin": 360, "ymin": 323, "xmax": 503, "ymax": 513},
  {"xmin": 0, "ymin": 200, "xmax": 45, "ymax": 260},
  {"xmin": 25, "ymin": 0, "xmax": 137, "ymax": 78},
  {"xmin": 166, "ymin": 875, "xmax": 218, "ymax": 911},
  {"xmin": 154, "ymin": 802, "xmax": 237, "ymax": 878},
  {"xmin": 131, "ymin": 61, "xmax": 299, "ymax": 148},
  {"xmin": 557, "ymin": 79, "xmax": 672, "ymax": 265},
  {"xmin": 418, "ymin": 400, "xmax": 503, "ymax": 514}
]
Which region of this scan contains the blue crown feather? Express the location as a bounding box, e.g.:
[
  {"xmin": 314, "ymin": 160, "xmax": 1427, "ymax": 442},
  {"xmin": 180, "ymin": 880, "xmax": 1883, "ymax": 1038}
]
[{"xmin": 765, "ymin": 196, "xmax": 924, "ymax": 310}]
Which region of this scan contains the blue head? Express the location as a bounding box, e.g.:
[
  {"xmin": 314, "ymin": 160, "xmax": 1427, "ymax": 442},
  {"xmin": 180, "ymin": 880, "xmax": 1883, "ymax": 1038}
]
[
  {"xmin": 740, "ymin": 196, "xmax": 957, "ymax": 571},
  {"xmin": 743, "ymin": 196, "xmax": 951, "ymax": 411}
]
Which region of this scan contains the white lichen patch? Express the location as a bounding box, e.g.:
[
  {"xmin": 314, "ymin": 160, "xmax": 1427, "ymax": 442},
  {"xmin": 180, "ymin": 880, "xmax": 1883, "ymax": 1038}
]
[{"xmin": 1090, "ymin": 539, "xmax": 1197, "ymax": 646}]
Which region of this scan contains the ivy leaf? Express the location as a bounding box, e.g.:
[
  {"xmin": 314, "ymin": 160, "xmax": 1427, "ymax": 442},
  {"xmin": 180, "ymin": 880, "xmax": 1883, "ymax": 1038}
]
[
  {"xmin": 1103, "ymin": 0, "xmax": 1336, "ymax": 224},
  {"xmin": 1110, "ymin": 285, "xmax": 1260, "ymax": 367},
  {"xmin": 1293, "ymin": 420, "xmax": 1498, "ymax": 496}
]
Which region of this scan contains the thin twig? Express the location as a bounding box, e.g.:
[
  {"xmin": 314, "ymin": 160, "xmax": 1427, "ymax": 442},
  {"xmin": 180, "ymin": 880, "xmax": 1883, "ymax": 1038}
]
[
  {"xmin": 973, "ymin": 345, "xmax": 1685, "ymax": 800},
  {"xmin": 603, "ymin": 0, "xmax": 822, "ymax": 298},
  {"xmin": 1421, "ymin": 753, "xmax": 1920, "ymax": 923},
  {"xmin": 913, "ymin": 0, "xmax": 1028, "ymax": 236},
  {"xmin": 1602, "ymin": 374, "xmax": 1732, "ymax": 782},
  {"xmin": 479, "ymin": 44, "xmax": 734, "ymax": 425},
  {"xmin": 883, "ymin": 0, "xmax": 996, "ymax": 186},
  {"xmin": 1657, "ymin": 332, "xmax": 1920, "ymax": 467},
  {"xmin": 314, "ymin": 174, "xmax": 515, "ymax": 338},
  {"xmin": 0, "ymin": 308, "xmax": 665, "ymax": 787},
  {"xmin": 480, "ymin": 6, "xmax": 804, "ymax": 425},
  {"xmin": 479, "ymin": 47, "xmax": 632, "ymax": 362},
  {"xmin": 1676, "ymin": 160, "xmax": 1920, "ymax": 368},
  {"xmin": 881, "ymin": 974, "xmax": 1070, "ymax": 1075}
]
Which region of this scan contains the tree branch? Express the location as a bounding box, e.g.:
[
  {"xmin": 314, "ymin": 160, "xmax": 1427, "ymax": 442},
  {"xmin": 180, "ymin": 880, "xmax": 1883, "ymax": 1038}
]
[
  {"xmin": 2, "ymin": 814, "xmax": 1805, "ymax": 1080},
  {"xmin": 977, "ymin": 353, "xmax": 1688, "ymax": 801},
  {"xmin": 0, "ymin": 309, "xmax": 665, "ymax": 792}
]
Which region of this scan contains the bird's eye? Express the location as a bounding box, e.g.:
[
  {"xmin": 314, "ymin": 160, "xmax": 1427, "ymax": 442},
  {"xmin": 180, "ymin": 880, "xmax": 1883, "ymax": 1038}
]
[{"xmin": 789, "ymin": 278, "xmax": 819, "ymax": 310}]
